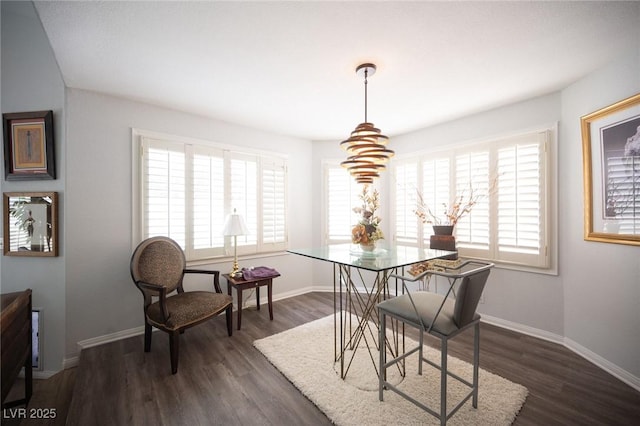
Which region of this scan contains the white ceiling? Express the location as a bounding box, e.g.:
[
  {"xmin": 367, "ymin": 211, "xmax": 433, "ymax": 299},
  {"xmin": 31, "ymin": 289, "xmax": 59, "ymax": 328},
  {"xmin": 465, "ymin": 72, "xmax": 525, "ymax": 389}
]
[{"xmin": 33, "ymin": 1, "xmax": 639, "ymax": 141}]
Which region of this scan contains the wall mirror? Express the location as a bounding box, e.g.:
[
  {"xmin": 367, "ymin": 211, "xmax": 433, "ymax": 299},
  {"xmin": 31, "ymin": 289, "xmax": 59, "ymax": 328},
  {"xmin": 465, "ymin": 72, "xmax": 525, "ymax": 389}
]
[{"xmin": 3, "ymin": 192, "xmax": 58, "ymax": 256}]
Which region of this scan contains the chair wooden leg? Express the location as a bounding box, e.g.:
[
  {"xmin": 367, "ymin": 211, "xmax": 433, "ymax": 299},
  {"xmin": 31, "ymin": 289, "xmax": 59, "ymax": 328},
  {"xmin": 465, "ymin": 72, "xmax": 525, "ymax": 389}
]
[
  {"xmin": 170, "ymin": 331, "xmax": 180, "ymax": 374},
  {"xmin": 144, "ymin": 322, "xmax": 152, "ymax": 352},
  {"xmin": 225, "ymin": 305, "xmax": 233, "ymax": 336}
]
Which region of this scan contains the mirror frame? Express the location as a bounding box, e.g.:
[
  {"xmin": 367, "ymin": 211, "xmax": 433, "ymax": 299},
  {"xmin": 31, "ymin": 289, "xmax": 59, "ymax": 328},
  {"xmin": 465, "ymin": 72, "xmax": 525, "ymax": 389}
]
[{"xmin": 3, "ymin": 191, "xmax": 58, "ymax": 256}]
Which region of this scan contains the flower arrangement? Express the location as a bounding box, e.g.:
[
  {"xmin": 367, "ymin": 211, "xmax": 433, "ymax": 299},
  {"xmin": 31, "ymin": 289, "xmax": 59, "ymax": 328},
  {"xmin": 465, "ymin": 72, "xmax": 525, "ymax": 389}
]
[
  {"xmin": 414, "ymin": 179, "xmax": 496, "ymax": 227},
  {"xmin": 351, "ymin": 185, "xmax": 384, "ymax": 245}
]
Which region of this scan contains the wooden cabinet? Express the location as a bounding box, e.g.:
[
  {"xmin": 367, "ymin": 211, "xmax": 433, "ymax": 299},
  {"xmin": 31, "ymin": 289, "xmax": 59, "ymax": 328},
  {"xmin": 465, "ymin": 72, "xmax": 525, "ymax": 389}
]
[{"xmin": 1, "ymin": 289, "xmax": 32, "ymax": 408}]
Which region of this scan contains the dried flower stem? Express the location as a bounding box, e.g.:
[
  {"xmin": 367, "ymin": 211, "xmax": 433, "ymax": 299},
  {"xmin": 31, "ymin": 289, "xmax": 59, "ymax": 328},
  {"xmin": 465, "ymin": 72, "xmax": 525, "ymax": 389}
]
[{"xmin": 414, "ymin": 177, "xmax": 497, "ymax": 226}]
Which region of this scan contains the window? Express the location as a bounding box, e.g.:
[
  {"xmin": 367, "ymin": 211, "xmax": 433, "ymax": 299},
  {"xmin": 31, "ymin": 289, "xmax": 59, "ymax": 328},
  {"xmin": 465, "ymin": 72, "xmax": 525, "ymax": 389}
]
[
  {"xmin": 392, "ymin": 129, "xmax": 552, "ymax": 269},
  {"xmin": 324, "ymin": 163, "xmax": 363, "ymax": 244},
  {"xmin": 134, "ymin": 130, "xmax": 288, "ymax": 261}
]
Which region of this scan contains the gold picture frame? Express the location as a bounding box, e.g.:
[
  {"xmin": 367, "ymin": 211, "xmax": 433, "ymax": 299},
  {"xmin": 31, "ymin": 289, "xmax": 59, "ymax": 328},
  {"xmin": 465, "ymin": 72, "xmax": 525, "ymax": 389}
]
[
  {"xmin": 581, "ymin": 93, "xmax": 640, "ymax": 246},
  {"xmin": 3, "ymin": 192, "xmax": 58, "ymax": 256},
  {"xmin": 3, "ymin": 110, "xmax": 56, "ymax": 180}
]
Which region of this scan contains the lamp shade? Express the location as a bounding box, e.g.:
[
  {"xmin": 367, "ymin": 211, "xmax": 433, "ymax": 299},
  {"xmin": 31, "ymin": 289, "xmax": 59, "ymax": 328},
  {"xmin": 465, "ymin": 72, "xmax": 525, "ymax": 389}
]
[{"xmin": 222, "ymin": 210, "xmax": 248, "ymax": 236}]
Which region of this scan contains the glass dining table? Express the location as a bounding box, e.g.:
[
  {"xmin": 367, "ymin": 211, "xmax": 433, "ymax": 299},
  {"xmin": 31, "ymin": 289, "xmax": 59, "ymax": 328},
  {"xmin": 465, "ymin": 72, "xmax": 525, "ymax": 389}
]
[{"xmin": 288, "ymin": 244, "xmax": 456, "ymax": 380}]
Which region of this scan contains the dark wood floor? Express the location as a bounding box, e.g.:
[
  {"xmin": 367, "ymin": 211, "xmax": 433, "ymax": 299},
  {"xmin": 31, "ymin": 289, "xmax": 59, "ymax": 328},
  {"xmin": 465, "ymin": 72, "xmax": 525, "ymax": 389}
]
[{"xmin": 3, "ymin": 292, "xmax": 640, "ymax": 425}]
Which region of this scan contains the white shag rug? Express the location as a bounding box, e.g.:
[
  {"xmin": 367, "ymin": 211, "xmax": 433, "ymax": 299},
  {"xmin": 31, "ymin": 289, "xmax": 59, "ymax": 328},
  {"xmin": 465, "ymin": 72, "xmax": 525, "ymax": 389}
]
[{"xmin": 254, "ymin": 314, "xmax": 528, "ymax": 426}]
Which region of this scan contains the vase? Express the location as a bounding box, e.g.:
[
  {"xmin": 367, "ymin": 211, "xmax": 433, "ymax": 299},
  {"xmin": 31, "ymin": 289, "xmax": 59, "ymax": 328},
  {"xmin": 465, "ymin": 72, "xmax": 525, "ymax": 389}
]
[
  {"xmin": 432, "ymin": 225, "xmax": 454, "ymax": 236},
  {"xmin": 360, "ymin": 243, "xmax": 375, "ymax": 252},
  {"xmin": 430, "ymin": 226, "xmax": 457, "ymax": 260}
]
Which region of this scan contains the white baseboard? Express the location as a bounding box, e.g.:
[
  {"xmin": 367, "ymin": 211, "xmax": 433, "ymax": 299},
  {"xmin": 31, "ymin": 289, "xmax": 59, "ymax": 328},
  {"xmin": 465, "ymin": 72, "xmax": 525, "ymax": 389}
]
[
  {"xmin": 18, "ymin": 369, "xmax": 57, "ymax": 380},
  {"xmin": 62, "ymin": 288, "xmax": 639, "ymax": 393},
  {"xmin": 481, "ymin": 314, "xmax": 640, "ymax": 392},
  {"xmin": 243, "ymin": 285, "xmax": 332, "ymax": 308},
  {"xmin": 62, "ymin": 286, "xmax": 328, "ymax": 369},
  {"xmin": 564, "ymin": 337, "xmax": 640, "ymax": 392},
  {"xmin": 76, "ymin": 325, "xmax": 147, "ymax": 350},
  {"xmin": 33, "ymin": 370, "xmax": 57, "ymax": 379},
  {"xmin": 480, "ymin": 313, "xmax": 565, "ymax": 345},
  {"xmin": 62, "ymin": 355, "xmax": 80, "ymax": 370},
  {"xmin": 62, "ymin": 325, "xmax": 149, "ymax": 370}
]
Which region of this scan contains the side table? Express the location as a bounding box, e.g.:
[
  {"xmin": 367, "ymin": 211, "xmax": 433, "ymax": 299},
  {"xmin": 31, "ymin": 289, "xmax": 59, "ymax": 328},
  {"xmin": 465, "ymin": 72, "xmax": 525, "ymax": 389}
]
[{"xmin": 223, "ymin": 272, "xmax": 280, "ymax": 330}]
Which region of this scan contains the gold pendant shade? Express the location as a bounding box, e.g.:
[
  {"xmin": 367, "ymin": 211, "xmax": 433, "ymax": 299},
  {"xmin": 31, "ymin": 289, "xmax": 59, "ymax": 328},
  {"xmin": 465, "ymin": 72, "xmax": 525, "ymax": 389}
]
[{"xmin": 340, "ymin": 64, "xmax": 393, "ymax": 184}]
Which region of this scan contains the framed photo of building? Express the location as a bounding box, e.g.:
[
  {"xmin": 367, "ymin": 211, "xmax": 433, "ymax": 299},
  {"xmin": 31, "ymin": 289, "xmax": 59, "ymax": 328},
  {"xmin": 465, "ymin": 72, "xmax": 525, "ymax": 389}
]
[
  {"xmin": 3, "ymin": 110, "xmax": 56, "ymax": 180},
  {"xmin": 581, "ymin": 93, "xmax": 640, "ymax": 246}
]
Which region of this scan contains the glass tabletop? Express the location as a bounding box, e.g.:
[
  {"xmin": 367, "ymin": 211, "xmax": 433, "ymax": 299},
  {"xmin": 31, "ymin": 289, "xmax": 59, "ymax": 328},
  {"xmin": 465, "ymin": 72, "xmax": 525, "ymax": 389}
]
[{"xmin": 287, "ymin": 244, "xmax": 456, "ymax": 272}]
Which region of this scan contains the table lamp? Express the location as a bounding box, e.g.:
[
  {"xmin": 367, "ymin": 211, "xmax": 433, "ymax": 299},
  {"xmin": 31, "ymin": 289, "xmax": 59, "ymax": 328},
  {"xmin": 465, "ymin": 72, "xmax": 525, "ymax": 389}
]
[{"xmin": 223, "ymin": 208, "xmax": 248, "ymax": 278}]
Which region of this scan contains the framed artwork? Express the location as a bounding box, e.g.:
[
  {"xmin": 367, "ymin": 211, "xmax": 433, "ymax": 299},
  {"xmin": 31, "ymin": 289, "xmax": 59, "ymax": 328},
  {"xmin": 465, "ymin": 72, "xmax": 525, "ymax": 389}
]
[
  {"xmin": 3, "ymin": 192, "xmax": 58, "ymax": 257},
  {"xmin": 581, "ymin": 93, "xmax": 640, "ymax": 246},
  {"xmin": 3, "ymin": 110, "xmax": 56, "ymax": 180}
]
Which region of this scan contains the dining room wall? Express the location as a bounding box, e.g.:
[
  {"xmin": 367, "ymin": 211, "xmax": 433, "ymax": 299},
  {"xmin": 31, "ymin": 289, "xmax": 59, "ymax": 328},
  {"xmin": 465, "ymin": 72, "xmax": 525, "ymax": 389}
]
[{"xmin": 559, "ymin": 49, "xmax": 639, "ymax": 384}]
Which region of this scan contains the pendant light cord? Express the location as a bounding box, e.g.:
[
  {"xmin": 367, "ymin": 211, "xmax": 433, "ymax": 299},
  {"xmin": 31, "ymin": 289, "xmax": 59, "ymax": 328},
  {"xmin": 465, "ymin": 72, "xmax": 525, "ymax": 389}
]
[{"xmin": 364, "ymin": 68, "xmax": 368, "ymax": 123}]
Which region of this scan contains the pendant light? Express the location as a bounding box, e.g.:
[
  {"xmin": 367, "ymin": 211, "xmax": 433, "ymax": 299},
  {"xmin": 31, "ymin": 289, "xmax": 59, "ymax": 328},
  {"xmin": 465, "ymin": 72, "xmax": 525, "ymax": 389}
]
[{"xmin": 341, "ymin": 63, "xmax": 393, "ymax": 184}]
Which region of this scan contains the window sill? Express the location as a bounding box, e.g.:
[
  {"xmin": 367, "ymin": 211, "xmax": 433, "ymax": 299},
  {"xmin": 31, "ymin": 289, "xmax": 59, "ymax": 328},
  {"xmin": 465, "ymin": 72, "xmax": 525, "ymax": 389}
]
[{"xmin": 187, "ymin": 250, "xmax": 290, "ymax": 268}]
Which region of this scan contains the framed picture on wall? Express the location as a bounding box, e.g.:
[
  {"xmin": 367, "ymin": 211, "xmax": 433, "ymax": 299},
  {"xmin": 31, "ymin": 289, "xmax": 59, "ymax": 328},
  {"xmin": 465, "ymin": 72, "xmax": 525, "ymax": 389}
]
[
  {"xmin": 3, "ymin": 192, "xmax": 58, "ymax": 256},
  {"xmin": 581, "ymin": 93, "xmax": 640, "ymax": 246},
  {"xmin": 2, "ymin": 110, "xmax": 56, "ymax": 180}
]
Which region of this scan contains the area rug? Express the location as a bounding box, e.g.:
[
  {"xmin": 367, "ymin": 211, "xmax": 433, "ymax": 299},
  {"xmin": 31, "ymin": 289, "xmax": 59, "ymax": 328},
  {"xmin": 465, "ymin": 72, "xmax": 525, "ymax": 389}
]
[{"xmin": 254, "ymin": 314, "xmax": 528, "ymax": 426}]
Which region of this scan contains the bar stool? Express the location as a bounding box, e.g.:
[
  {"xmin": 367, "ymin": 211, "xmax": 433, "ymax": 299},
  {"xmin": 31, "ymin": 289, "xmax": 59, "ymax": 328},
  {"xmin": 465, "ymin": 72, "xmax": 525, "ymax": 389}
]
[{"xmin": 378, "ymin": 260, "xmax": 494, "ymax": 425}]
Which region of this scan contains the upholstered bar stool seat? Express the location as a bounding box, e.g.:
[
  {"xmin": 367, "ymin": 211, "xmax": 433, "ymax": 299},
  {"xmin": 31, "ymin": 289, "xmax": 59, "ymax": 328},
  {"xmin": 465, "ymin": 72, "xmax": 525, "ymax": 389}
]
[{"xmin": 378, "ymin": 292, "xmax": 480, "ymax": 337}]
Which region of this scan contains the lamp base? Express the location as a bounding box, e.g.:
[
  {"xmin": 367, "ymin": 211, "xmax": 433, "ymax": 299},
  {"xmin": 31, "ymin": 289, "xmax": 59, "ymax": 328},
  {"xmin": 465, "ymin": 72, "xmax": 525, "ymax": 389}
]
[{"xmin": 230, "ymin": 260, "xmax": 241, "ymax": 278}]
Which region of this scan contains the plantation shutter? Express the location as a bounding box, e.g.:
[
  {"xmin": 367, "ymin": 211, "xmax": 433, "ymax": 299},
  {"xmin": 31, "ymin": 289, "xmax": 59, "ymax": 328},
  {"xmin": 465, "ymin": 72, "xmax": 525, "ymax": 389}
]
[
  {"xmin": 230, "ymin": 153, "xmax": 258, "ymax": 250},
  {"xmin": 326, "ymin": 165, "xmax": 360, "ymax": 243},
  {"xmin": 454, "ymin": 151, "xmax": 490, "ymax": 252},
  {"xmin": 390, "ymin": 128, "xmax": 551, "ymax": 269},
  {"xmin": 137, "ymin": 131, "xmax": 289, "ymax": 261},
  {"xmin": 191, "ymin": 145, "xmax": 225, "ymax": 257},
  {"xmin": 421, "ymin": 157, "xmax": 451, "ymax": 245},
  {"xmin": 394, "ymin": 161, "xmax": 419, "ymax": 244},
  {"xmin": 142, "ymin": 138, "xmax": 186, "ymax": 248},
  {"xmin": 496, "ymin": 132, "xmax": 548, "ymax": 267},
  {"xmin": 261, "ymin": 158, "xmax": 287, "ymax": 250}
]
